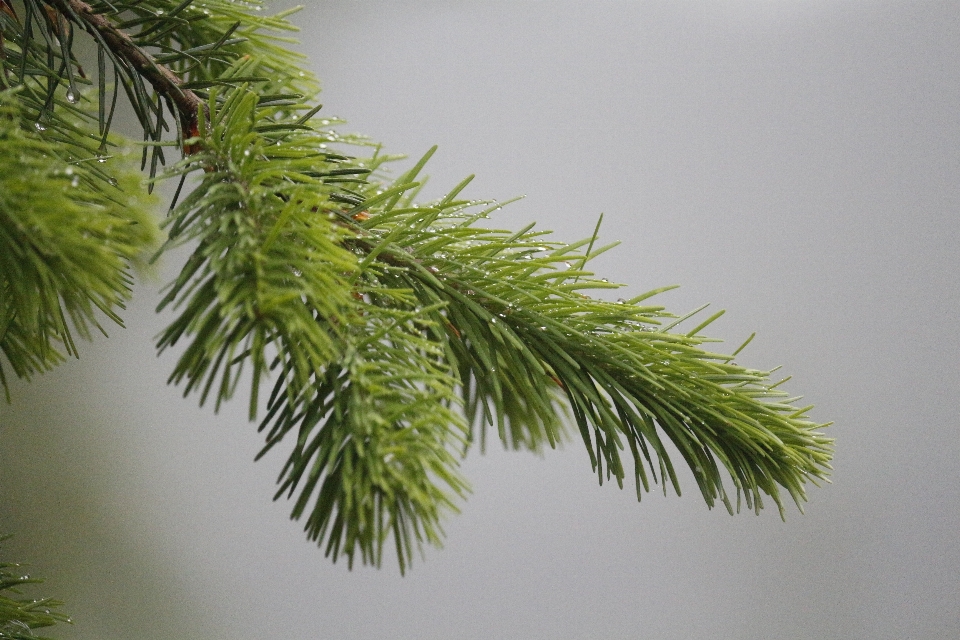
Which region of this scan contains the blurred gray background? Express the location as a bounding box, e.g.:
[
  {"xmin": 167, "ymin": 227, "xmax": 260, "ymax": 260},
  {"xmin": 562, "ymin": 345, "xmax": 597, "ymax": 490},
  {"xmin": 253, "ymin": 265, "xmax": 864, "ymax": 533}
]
[{"xmin": 2, "ymin": 1, "xmax": 959, "ymax": 638}]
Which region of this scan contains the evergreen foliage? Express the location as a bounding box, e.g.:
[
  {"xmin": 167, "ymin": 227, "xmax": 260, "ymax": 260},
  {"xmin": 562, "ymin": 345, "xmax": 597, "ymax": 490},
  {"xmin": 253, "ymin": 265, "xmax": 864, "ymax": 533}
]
[
  {"xmin": 0, "ymin": 540, "xmax": 70, "ymax": 640},
  {"xmin": 0, "ymin": 87, "xmax": 157, "ymax": 398},
  {"xmin": 0, "ymin": 3, "xmax": 833, "ymax": 625}
]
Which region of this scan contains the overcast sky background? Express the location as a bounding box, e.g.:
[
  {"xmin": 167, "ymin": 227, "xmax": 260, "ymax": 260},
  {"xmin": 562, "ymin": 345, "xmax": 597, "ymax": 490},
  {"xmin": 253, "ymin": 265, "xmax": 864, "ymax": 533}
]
[{"xmin": 2, "ymin": 2, "xmax": 959, "ymax": 639}]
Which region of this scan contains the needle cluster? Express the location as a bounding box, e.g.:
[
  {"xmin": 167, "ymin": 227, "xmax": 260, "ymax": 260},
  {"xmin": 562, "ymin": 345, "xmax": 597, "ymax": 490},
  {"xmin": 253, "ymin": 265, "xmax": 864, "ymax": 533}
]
[{"xmin": 0, "ymin": 539, "xmax": 70, "ymax": 640}]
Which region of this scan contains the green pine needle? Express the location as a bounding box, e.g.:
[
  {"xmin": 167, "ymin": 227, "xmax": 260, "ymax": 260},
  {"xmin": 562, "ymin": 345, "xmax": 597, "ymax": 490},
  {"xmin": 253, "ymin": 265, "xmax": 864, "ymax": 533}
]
[{"xmin": 0, "ymin": 539, "xmax": 71, "ymax": 640}]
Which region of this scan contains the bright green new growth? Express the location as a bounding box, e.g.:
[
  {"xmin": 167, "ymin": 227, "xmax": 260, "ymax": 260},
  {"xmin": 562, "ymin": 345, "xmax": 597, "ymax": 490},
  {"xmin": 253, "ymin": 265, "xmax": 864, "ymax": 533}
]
[
  {"xmin": 0, "ymin": 0, "xmax": 832, "ymax": 587},
  {"xmin": 0, "ymin": 90, "xmax": 157, "ymax": 398}
]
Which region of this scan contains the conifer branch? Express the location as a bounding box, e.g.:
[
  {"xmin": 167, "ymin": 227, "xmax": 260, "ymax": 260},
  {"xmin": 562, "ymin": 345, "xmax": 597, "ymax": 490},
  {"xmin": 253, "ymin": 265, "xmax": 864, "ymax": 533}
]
[
  {"xmin": 0, "ymin": 1, "xmax": 834, "ymax": 575},
  {"xmin": 0, "ymin": 88, "xmax": 158, "ymax": 399},
  {"xmin": 0, "ymin": 539, "xmax": 71, "ymax": 640},
  {"xmin": 47, "ymin": 0, "xmax": 201, "ymax": 135}
]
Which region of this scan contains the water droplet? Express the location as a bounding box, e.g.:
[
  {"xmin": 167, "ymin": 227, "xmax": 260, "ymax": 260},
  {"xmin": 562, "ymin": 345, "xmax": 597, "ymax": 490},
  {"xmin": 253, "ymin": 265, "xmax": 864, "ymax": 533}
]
[
  {"xmin": 539, "ymin": 326, "xmax": 547, "ymax": 331},
  {"xmin": 34, "ymin": 122, "xmax": 46, "ymax": 132},
  {"xmin": 64, "ymin": 166, "xmax": 74, "ymax": 175},
  {"xmin": 490, "ymin": 317, "xmax": 497, "ymax": 324},
  {"xmin": 108, "ymin": 177, "xmax": 119, "ymax": 187},
  {"xmin": 243, "ymin": 149, "xmax": 251, "ymax": 157},
  {"xmin": 70, "ymin": 176, "xmax": 79, "ymax": 187},
  {"xmin": 97, "ymin": 156, "xmax": 107, "ymax": 163},
  {"xmin": 617, "ymin": 298, "xmax": 626, "ymax": 304},
  {"xmin": 65, "ymin": 88, "xmax": 78, "ymax": 103}
]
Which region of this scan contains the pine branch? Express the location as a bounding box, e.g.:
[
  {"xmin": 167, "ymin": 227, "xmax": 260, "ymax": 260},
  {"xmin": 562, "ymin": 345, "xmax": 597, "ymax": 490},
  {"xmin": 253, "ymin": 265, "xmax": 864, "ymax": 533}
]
[
  {"xmin": 0, "ymin": 540, "xmax": 70, "ymax": 640},
  {"xmin": 46, "ymin": 0, "xmax": 203, "ymax": 135},
  {"xmin": 0, "ymin": 88, "xmax": 158, "ymax": 399},
  {"xmin": 0, "ymin": 1, "xmax": 834, "ymax": 574}
]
